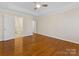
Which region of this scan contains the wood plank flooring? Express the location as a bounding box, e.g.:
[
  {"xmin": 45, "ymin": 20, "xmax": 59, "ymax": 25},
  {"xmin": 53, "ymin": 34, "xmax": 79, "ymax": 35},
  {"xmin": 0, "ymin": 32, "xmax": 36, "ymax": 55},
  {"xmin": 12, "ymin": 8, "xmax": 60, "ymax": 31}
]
[{"xmin": 0, "ymin": 33, "xmax": 79, "ymax": 56}]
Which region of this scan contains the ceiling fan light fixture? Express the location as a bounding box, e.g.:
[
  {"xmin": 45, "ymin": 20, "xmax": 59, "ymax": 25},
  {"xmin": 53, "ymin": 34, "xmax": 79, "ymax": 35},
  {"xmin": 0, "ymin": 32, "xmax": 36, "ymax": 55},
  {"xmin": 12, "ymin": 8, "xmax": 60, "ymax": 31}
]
[{"xmin": 36, "ymin": 4, "xmax": 41, "ymax": 8}]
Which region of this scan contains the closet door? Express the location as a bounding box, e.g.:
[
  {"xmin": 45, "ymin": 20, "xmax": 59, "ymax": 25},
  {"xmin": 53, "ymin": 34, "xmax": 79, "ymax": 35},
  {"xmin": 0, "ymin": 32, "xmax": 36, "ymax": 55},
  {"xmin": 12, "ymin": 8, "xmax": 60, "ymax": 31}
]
[
  {"xmin": 3, "ymin": 14, "xmax": 15, "ymax": 55},
  {"xmin": 4, "ymin": 14, "xmax": 15, "ymax": 40},
  {"xmin": 0, "ymin": 14, "xmax": 3, "ymax": 55}
]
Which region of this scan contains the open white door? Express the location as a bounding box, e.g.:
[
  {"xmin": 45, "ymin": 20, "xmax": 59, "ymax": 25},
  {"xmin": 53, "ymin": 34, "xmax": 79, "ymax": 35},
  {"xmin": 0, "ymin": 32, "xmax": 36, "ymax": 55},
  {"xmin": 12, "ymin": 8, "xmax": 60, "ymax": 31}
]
[{"xmin": 15, "ymin": 16, "xmax": 23, "ymax": 38}]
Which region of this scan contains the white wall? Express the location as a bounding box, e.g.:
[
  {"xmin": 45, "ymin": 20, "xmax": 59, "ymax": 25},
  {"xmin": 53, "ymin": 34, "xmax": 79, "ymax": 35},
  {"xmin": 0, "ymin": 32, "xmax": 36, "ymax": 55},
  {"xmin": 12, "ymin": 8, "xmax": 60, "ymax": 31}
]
[
  {"xmin": 23, "ymin": 15, "xmax": 33, "ymax": 36},
  {"xmin": 37, "ymin": 7, "xmax": 79, "ymax": 44},
  {"xmin": 0, "ymin": 14, "xmax": 3, "ymax": 41}
]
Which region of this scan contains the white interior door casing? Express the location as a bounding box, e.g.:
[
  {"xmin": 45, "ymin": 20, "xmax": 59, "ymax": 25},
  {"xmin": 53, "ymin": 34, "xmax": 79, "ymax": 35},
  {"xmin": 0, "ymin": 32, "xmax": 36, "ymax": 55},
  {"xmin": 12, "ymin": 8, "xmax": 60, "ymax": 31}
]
[{"xmin": 4, "ymin": 14, "xmax": 15, "ymax": 40}]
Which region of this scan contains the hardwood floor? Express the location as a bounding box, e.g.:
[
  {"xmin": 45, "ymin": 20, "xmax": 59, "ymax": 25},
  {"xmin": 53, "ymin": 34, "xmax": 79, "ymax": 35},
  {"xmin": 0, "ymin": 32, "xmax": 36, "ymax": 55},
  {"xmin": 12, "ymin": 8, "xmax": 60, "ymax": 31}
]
[{"xmin": 0, "ymin": 33, "xmax": 79, "ymax": 56}]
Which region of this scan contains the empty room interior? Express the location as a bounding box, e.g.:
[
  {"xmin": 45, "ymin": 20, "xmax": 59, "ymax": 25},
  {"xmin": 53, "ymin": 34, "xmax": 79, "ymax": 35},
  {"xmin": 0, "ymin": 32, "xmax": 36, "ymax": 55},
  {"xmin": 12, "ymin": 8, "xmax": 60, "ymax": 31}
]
[{"xmin": 0, "ymin": 2, "xmax": 79, "ymax": 56}]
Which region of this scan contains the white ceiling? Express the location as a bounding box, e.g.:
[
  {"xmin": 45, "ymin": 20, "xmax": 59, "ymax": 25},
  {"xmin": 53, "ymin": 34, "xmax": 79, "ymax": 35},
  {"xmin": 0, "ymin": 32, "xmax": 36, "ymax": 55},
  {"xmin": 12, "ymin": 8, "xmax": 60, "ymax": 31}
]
[{"xmin": 0, "ymin": 2, "xmax": 79, "ymax": 16}]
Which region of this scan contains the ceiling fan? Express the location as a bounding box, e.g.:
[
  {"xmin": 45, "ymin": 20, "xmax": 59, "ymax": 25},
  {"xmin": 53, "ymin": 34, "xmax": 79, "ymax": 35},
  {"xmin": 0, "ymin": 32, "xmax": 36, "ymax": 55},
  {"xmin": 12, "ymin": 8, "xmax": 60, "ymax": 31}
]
[{"xmin": 34, "ymin": 2, "xmax": 48, "ymax": 10}]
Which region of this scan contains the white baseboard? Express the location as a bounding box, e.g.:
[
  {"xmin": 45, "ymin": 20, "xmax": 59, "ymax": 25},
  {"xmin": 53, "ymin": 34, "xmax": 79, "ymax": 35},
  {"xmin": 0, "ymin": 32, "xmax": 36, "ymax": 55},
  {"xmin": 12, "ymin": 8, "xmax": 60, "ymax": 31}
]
[
  {"xmin": 0, "ymin": 34, "xmax": 33, "ymax": 41},
  {"xmin": 37, "ymin": 33, "xmax": 79, "ymax": 44}
]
